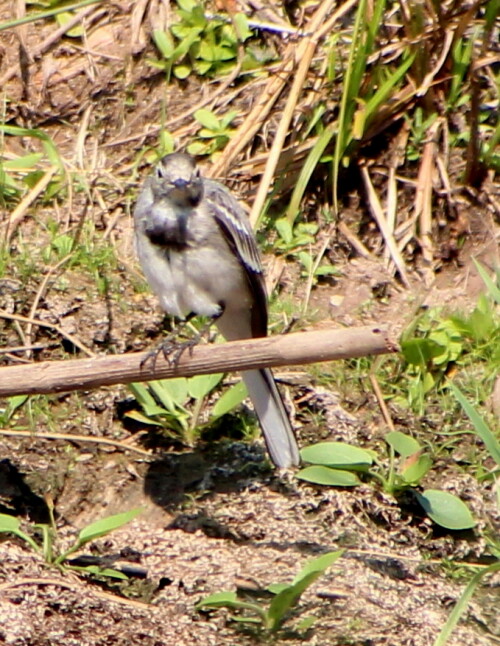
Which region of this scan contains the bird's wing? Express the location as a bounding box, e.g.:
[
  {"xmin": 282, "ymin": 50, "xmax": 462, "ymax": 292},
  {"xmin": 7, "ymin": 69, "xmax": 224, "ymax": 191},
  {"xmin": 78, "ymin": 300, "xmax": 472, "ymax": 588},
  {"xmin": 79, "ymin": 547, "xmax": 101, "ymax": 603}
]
[{"xmin": 204, "ymin": 179, "xmax": 268, "ymax": 337}]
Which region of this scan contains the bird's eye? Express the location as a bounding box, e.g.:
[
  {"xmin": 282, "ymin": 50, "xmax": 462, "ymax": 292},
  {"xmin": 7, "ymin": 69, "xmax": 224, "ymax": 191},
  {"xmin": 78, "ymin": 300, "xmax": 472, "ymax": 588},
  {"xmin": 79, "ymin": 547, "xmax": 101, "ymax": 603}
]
[
  {"xmin": 156, "ymin": 165, "xmax": 165, "ymax": 179},
  {"xmin": 194, "ymin": 168, "xmax": 201, "ymax": 179}
]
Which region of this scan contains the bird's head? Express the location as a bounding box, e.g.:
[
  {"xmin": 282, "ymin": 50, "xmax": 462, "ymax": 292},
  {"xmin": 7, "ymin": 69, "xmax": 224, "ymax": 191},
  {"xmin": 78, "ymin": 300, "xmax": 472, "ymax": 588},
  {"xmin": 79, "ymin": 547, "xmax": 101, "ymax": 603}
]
[{"xmin": 152, "ymin": 153, "xmax": 203, "ymax": 207}]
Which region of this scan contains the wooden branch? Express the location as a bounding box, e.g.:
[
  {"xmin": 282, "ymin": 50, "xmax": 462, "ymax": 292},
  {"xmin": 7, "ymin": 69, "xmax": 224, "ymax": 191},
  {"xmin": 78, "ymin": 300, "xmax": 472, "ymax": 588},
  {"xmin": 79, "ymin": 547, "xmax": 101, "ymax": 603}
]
[{"xmin": 0, "ymin": 326, "xmax": 399, "ymax": 397}]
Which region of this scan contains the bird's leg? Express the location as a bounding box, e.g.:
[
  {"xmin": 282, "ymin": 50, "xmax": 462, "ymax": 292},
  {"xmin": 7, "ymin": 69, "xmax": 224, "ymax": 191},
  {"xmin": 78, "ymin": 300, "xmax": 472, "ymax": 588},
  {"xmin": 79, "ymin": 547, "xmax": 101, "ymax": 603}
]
[{"xmin": 141, "ymin": 313, "xmax": 218, "ymax": 371}]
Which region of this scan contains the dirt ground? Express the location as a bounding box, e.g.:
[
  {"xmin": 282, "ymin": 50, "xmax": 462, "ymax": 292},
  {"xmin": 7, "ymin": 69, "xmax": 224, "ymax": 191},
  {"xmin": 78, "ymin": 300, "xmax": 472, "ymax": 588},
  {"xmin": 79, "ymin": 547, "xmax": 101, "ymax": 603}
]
[{"xmin": 0, "ymin": 3, "xmax": 499, "ymax": 645}]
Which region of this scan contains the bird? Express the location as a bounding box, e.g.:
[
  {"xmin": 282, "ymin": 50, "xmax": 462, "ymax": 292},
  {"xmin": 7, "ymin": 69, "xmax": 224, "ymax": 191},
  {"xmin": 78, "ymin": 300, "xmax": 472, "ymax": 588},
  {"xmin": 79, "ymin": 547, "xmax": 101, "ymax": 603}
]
[{"xmin": 133, "ymin": 152, "xmax": 300, "ymax": 468}]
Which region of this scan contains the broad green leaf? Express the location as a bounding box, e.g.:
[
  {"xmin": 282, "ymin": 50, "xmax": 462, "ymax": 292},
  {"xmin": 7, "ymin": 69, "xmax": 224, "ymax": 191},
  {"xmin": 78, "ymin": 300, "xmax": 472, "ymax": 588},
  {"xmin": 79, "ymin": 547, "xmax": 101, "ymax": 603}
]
[
  {"xmin": 292, "ymin": 550, "xmax": 344, "ymax": 585},
  {"xmin": 401, "ymin": 454, "xmax": 432, "ymax": 484},
  {"xmin": 385, "ymin": 431, "xmax": 421, "ymax": 457},
  {"xmin": 196, "ymin": 591, "xmax": 266, "ymax": 622},
  {"xmin": 128, "ymin": 382, "xmax": 157, "ymax": 409},
  {"xmin": 124, "ymin": 410, "xmax": 164, "ymax": 426},
  {"xmin": 173, "ymin": 64, "xmax": 191, "ymax": 79},
  {"xmin": 187, "ymin": 373, "xmax": 223, "ymax": 400},
  {"xmin": 233, "ymin": 13, "xmax": 252, "ymax": 41},
  {"xmin": 153, "ymin": 29, "xmax": 175, "ymax": 58},
  {"xmin": 196, "ymin": 591, "xmax": 237, "ymax": 608},
  {"xmin": 417, "ymin": 490, "xmax": 475, "ymax": 530},
  {"xmin": 194, "ymin": 109, "xmax": 221, "ymax": 130},
  {"xmin": 0, "ymin": 513, "xmax": 41, "ymax": 552},
  {"xmin": 448, "ymin": 383, "xmax": 500, "ymax": 465},
  {"xmin": 275, "ymin": 218, "xmax": 293, "ymax": 244},
  {"xmin": 296, "ymin": 466, "xmax": 360, "ymax": 487},
  {"xmin": 0, "ymin": 125, "xmax": 63, "ymax": 170},
  {"xmin": 150, "ymin": 378, "xmax": 188, "ymax": 409},
  {"xmin": 212, "ymin": 381, "xmax": 247, "ymax": 419},
  {"xmin": 267, "ymin": 551, "xmax": 343, "ymax": 630},
  {"xmin": 78, "ymin": 508, "xmax": 143, "ymax": 545},
  {"xmin": 176, "ymin": 0, "xmax": 197, "ymax": 13},
  {"xmin": 0, "ymin": 513, "xmax": 22, "ymax": 532},
  {"xmin": 56, "ymin": 11, "xmax": 84, "ymax": 37},
  {"xmin": 187, "ymin": 141, "xmax": 207, "ymax": 155},
  {"xmin": 300, "ymin": 442, "xmax": 373, "ymax": 467},
  {"xmin": 267, "ymin": 583, "xmax": 288, "ymax": 595},
  {"xmin": 3, "ymin": 153, "xmax": 43, "ymax": 169},
  {"xmin": 401, "ymin": 338, "xmax": 442, "ymax": 366}
]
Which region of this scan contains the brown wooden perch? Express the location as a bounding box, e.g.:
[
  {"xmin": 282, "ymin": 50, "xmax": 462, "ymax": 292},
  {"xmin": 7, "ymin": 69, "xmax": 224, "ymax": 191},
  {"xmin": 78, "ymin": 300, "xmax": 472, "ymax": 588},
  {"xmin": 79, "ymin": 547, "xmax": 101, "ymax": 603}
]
[{"xmin": 0, "ymin": 326, "xmax": 399, "ymax": 398}]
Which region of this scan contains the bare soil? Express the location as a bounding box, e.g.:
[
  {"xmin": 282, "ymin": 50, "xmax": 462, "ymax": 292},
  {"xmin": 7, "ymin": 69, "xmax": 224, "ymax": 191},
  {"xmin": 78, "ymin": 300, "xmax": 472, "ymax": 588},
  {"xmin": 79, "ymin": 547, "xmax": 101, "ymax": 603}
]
[{"xmin": 0, "ymin": 3, "xmax": 499, "ymax": 646}]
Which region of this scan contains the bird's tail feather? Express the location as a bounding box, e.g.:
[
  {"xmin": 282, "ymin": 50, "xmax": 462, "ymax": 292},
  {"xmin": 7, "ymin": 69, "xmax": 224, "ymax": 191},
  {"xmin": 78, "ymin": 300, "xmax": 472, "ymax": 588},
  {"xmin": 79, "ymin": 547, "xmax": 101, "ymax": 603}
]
[{"xmin": 242, "ymin": 369, "xmax": 300, "ymax": 468}]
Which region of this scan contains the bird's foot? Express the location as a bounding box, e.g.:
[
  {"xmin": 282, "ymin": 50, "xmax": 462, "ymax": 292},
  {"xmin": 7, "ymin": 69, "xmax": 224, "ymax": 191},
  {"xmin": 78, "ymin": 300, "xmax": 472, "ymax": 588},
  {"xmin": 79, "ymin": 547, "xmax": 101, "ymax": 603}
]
[{"xmin": 140, "ymin": 332, "xmax": 201, "ymax": 372}]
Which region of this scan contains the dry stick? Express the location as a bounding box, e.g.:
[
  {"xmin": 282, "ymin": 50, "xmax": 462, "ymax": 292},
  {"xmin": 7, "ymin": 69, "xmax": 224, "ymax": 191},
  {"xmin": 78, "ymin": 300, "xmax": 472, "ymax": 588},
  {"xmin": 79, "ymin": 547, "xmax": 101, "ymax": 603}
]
[
  {"xmin": 209, "ymin": 0, "xmax": 340, "ymax": 180},
  {"xmin": 0, "ymin": 4, "xmax": 98, "ymax": 86},
  {"xmin": 249, "ymin": 0, "xmax": 356, "ymax": 226},
  {"xmin": 0, "ymin": 326, "xmax": 399, "ymax": 398},
  {"xmin": 415, "ymin": 118, "xmax": 442, "ymax": 281},
  {"xmin": 0, "ymin": 577, "xmax": 151, "ymax": 609},
  {"xmin": 0, "ymin": 310, "xmax": 95, "ymax": 358},
  {"xmin": 5, "ymin": 166, "xmax": 58, "ymax": 243},
  {"xmin": 24, "ymin": 254, "xmax": 74, "ymax": 359},
  {"xmin": 360, "ymin": 165, "xmax": 411, "ymax": 288},
  {"xmin": 0, "ymin": 428, "xmax": 151, "ymax": 457}
]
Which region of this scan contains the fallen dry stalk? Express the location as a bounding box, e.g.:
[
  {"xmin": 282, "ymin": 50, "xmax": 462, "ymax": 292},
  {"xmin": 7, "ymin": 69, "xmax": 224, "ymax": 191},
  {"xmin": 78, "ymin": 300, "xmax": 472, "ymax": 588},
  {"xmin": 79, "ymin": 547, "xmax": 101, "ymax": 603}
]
[{"xmin": 0, "ymin": 326, "xmax": 398, "ymax": 397}]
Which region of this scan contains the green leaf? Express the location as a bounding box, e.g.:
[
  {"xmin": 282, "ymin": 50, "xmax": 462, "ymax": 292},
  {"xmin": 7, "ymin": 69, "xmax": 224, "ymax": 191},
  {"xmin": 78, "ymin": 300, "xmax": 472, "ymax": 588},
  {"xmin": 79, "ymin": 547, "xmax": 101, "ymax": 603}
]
[
  {"xmin": 150, "ymin": 378, "xmax": 189, "ymax": 409},
  {"xmin": 416, "ymin": 490, "xmax": 475, "ymax": 530},
  {"xmin": 124, "ymin": 410, "xmax": 164, "ymax": 426},
  {"xmin": 194, "ymin": 109, "xmax": 221, "ymax": 130},
  {"xmin": 275, "ymin": 218, "xmax": 293, "ymax": 244},
  {"xmin": 3, "ymin": 153, "xmax": 43, "ymax": 169},
  {"xmin": 55, "ymin": 11, "xmax": 84, "ymax": 37},
  {"xmin": 385, "ymin": 431, "xmax": 421, "ymax": 457},
  {"xmin": 292, "ymin": 550, "xmax": 344, "ymax": 585},
  {"xmin": 78, "ymin": 508, "xmax": 143, "ymax": 545},
  {"xmin": 196, "ymin": 591, "xmax": 238, "ymax": 608},
  {"xmin": 233, "ymin": 13, "xmax": 252, "ymax": 41},
  {"xmin": 433, "ymin": 562, "xmax": 500, "ymax": 646},
  {"xmin": 267, "ymin": 550, "xmax": 343, "ymax": 630},
  {"xmin": 187, "ymin": 373, "xmax": 223, "ymax": 400},
  {"xmin": 0, "ymin": 513, "xmax": 41, "ymax": 552},
  {"xmin": 300, "ymin": 442, "xmax": 373, "ymax": 467},
  {"xmin": 153, "ymin": 29, "xmax": 175, "ymax": 58},
  {"xmin": 0, "ymin": 513, "xmax": 22, "ymax": 532},
  {"xmin": 401, "ymin": 338, "xmax": 443, "ymax": 367},
  {"xmin": 401, "ymin": 454, "xmax": 432, "ymax": 484},
  {"xmin": 296, "ymin": 466, "xmax": 360, "ymax": 487},
  {"xmin": 173, "ymin": 64, "xmax": 191, "ymax": 79},
  {"xmin": 212, "ymin": 381, "xmax": 247, "ymax": 419},
  {"xmin": 448, "ymin": 383, "xmax": 500, "ymax": 466}
]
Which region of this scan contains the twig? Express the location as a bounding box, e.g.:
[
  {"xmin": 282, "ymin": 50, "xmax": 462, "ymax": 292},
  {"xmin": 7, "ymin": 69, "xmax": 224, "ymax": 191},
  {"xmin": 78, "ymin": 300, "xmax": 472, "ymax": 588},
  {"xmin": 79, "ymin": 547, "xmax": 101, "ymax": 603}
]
[
  {"xmin": 369, "ymin": 371, "xmax": 395, "ymax": 432},
  {"xmin": 5, "ymin": 167, "xmax": 58, "ymax": 243},
  {"xmin": 0, "ymin": 326, "xmax": 399, "ymax": 397},
  {"xmin": 0, "ymin": 577, "xmax": 151, "ymax": 609},
  {"xmin": 0, "ymin": 4, "xmax": 99, "ymax": 86},
  {"xmin": 0, "ymin": 310, "xmax": 95, "ymax": 358},
  {"xmin": 360, "ymin": 165, "xmax": 411, "ymax": 288},
  {"xmin": 0, "ymin": 428, "xmax": 151, "ymax": 457}
]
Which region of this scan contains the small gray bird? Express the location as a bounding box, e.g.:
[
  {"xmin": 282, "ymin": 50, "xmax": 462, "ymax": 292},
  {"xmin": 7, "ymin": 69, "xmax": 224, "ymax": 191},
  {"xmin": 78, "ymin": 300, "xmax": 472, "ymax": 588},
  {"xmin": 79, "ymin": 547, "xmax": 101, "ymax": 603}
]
[{"xmin": 133, "ymin": 152, "xmax": 300, "ymax": 468}]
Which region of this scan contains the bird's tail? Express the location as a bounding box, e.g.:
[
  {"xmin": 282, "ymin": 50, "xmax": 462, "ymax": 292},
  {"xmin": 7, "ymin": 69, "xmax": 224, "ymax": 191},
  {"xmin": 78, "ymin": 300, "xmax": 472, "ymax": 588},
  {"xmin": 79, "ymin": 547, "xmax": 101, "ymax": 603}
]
[{"xmin": 242, "ymin": 369, "xmax": 300, "ymax": 468}]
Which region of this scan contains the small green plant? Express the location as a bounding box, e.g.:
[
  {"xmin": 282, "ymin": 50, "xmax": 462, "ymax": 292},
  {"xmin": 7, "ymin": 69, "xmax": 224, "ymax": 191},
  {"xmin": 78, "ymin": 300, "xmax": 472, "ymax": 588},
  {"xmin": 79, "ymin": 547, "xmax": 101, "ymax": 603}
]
[
  {"xmin": 0, "ymin": 508, "xmax": 142, "ymax": 579},
  {"xmin": 187, "ymin": 108, "xmax": 239, "ymax": 156},
  {"xmin": 197, "ymin": 550, "xmax": 343, "ymax": 632},
  {"xmin": 149, "ymin": 0, "xmax": 254, "ymax": 80},
  {"xmin": 273, "ymin": 219, "xmax": 319, "ymax": 255},
  {"xmin": 297, "ymin": 438, "xmax": 475, "ymax": 530},
  {"xmin": 128, "ymin": 373, "xmax": 247, "ymax": 447},
  {"xmin": 0, "ymin": 394, "xmax": 28, "ymax": 425}
]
